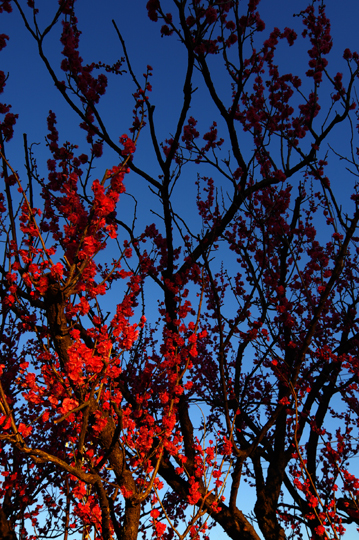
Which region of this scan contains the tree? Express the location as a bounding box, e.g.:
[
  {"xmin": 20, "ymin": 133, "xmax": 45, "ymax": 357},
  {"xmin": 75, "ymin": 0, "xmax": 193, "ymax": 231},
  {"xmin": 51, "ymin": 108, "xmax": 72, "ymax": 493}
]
[{"xmin": 1, "ymin": 0, "xmax": 359, "ymax": 539}]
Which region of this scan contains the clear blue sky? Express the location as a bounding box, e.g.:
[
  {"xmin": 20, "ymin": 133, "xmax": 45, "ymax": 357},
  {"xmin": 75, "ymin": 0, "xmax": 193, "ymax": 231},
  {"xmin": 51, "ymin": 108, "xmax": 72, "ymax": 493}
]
[{"xmin": 3, "ymin": 0, "xmax": 359, "ymax": 234}]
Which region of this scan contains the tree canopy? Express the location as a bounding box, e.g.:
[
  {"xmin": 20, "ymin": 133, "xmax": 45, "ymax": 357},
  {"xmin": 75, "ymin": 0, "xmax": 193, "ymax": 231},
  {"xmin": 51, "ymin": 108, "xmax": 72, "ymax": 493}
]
[{"xmin": 1, "ymin": 1, "xmax": 359, "ymax": 539}]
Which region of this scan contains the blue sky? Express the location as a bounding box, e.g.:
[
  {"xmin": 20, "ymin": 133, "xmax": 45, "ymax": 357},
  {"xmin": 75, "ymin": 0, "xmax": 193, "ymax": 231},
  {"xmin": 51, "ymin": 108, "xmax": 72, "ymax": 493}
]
[{"xmin": 3, "ymin": 0, "xmax": 359, "ymax": 229}]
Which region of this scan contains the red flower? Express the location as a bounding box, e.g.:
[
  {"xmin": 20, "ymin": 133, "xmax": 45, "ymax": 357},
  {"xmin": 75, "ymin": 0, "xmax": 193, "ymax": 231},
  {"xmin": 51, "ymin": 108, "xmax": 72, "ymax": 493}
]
[
  {"xmin": 18, "ymin": 423, "xmax": 32, "ymax": 438},
  {"xmin": 146, "ymin": 0, "xmax": 160, "ymax": 22},
  {"xmin": 50, "ymin": 262, "xmax": 64, "ymax": 280},
  {"xmin": 0, "ymin": 34, "xmax": 9, "ymax": 51},
  {"xmin": 119, "ymin": 134, "xmax": 136, "ymax": 156},
  {"xmin": 150, "ymin": 508, "xmax": 160, "ymax": 519},
  {"xmin": 155, "ymin": 522, "xmax": 166, "ymax": 536},
  {"xmin": 59, "ymin": 398, "xmax": 79, "ymax": 416}
]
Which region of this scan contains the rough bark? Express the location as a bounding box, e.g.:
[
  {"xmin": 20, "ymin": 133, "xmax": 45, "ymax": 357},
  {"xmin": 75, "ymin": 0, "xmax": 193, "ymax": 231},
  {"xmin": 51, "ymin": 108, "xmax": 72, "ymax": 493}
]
[{"xmin": 0, "ymin": 509, "xmax": 16, "ymax": 540}]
